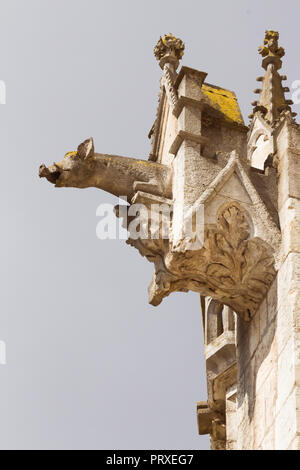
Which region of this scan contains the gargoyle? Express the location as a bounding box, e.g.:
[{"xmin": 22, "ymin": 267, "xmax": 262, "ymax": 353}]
[{"xmin": 39, "ymin": 138, "xmax": 172, "ymax": 201}]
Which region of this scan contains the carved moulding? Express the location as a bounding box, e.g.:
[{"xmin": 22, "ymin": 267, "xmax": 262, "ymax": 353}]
[{"xmin": 117, "ymin": 190, "xmax": 277, "ymax": 321}]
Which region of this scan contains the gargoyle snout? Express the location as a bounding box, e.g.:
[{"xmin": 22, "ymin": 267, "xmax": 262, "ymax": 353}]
[{"xmin": 39, "ymin": 164, "xmax": 61, "ymax": 184}]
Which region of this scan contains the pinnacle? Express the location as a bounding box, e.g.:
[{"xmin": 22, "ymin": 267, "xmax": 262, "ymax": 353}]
[{"xmin": 248, "ymin": 31, "xmax": 296, "ymax": 124}]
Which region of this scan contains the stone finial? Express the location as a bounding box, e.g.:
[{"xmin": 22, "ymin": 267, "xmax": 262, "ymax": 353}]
[
  {"xmin": 258, "ymin": 30, "xmax": 285, "ymax": 70},
  {"xmin": 249, "ymin": 30, "xmax": 296, "ymax": 123},
  {"xmin": 154, "ymin": 33, "xmax": 184, "ymax": 70}
]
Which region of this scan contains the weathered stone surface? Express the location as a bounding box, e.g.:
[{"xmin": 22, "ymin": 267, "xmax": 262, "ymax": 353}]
[{"xmin": 39, "ymin": 138, "xmax": 172, "ymax": 201}]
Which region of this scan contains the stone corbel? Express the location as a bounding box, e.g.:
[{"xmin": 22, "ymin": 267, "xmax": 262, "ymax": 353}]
[
  {"xmin": 156, "ymin": 203, "xmax": 276, "ymax": 320},
  {"xmin": 197, "ymin": 401, "xmax": 226, "ymax": 449},
  {"xmin": 197, "ymin": 401, "xmax": 225, "ymax": 435},
  {"xmin": 116, "ymin": 195, "xmax": 277, "ymax": 321}
]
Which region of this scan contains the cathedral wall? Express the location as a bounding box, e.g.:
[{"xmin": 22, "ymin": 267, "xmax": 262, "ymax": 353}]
[
  {"xmin": 235, "ymin": 120, "xmax": 300, "ymax": 450},
  {"xmin": 202, "ymin": 121, "xmax": 247, "ymax": 161},
  {"xmin": 236, "ymin": 277, "xmax": 277, "ymax": 449},
  {"xmin": 236, "ymin": 261, "xmax": 300, "ymax": 450}
]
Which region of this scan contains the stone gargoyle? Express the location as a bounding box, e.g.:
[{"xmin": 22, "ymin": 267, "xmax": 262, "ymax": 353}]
[{"xmin": 39, "ymin": 137, "xmax": 172, "ymax": 201}]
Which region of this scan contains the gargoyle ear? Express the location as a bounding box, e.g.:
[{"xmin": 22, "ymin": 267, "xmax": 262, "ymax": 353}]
[{"xmin": 77, "ymin": 137, "xmax": 94, "ymax": 159}]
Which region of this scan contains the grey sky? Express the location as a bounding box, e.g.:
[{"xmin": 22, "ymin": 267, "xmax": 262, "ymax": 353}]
[{"xmin": 0, "ymin": 0, "xmax": 299, "ymax": 450}]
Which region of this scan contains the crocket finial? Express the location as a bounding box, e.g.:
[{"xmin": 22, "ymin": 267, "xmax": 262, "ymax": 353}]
[
  {"xmin": 258, "ymin": 30, "xmax": 285, "ymax": 70},
  {"xmin": 154, "ymin": 33, "xmax": 184, "ymax": 70}
]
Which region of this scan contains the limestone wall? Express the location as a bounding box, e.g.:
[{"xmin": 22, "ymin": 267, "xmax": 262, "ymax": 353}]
[{"xmin": 235, "ymin": 120, "xmax": 300, "ymax": 450}]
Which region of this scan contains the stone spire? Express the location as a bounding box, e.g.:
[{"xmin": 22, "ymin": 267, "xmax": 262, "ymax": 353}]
[{"xmin": 249, "ymin": 30, "xmax": 296, "ymax": 123}]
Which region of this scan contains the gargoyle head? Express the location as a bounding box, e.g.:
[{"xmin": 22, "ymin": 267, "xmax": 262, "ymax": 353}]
[{"xmin": 39, "ymin": 138, "xmax": 95, "ymax": 187}]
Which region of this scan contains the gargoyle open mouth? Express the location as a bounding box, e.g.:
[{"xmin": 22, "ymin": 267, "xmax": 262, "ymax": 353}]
[{"xmin": 39, "ymin": 164, "xmax": 61, "ymax": 185}]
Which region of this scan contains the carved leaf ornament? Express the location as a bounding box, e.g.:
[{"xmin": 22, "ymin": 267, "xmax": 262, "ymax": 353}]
[{"xmin": 128, "ymin": 203, "xmax": 276, "ymax": 320}]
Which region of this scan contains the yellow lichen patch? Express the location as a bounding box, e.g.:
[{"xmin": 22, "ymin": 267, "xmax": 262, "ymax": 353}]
[
  {"xmin": 136, "ymin": 160, "xmax": 158, "ymax": 168},
  {"xmin": 64, "ymin": 151, "xmax": 78, "ymax": 158},
  {"xmin": 202, "ymin": 83, "xmax": 244, "ymax": 126}
]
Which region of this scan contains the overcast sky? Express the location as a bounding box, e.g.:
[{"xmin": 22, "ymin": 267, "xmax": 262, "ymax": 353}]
[{"xmin": 0, "ymin": 0, "xmax": 299, "ymax": 450}]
